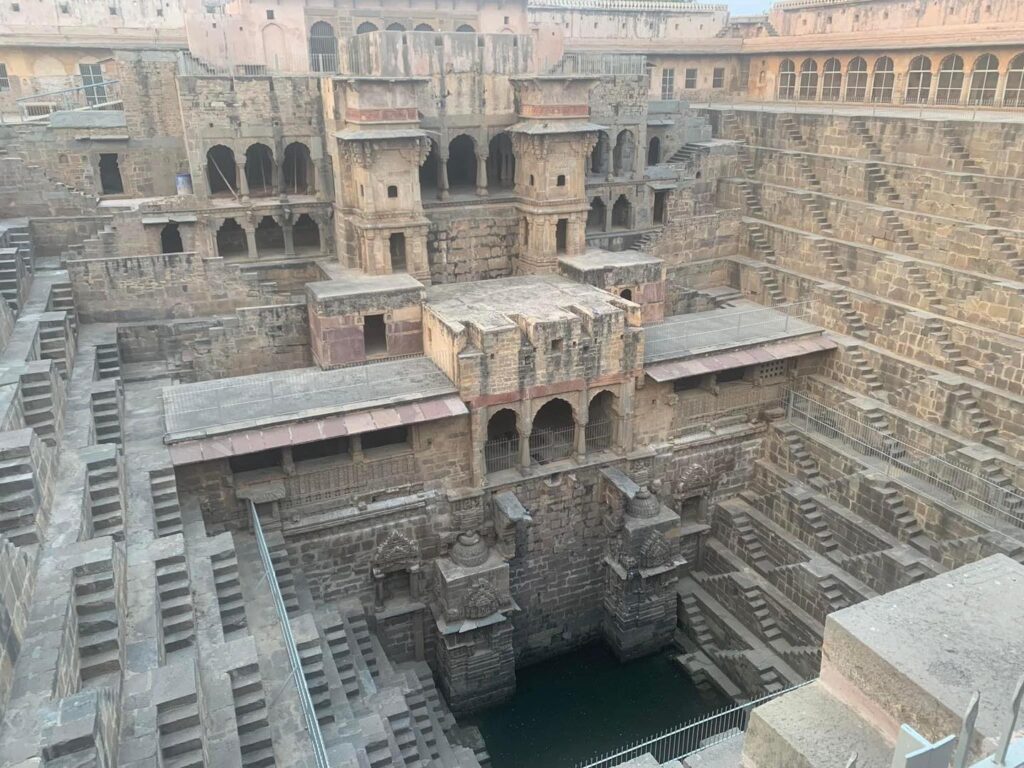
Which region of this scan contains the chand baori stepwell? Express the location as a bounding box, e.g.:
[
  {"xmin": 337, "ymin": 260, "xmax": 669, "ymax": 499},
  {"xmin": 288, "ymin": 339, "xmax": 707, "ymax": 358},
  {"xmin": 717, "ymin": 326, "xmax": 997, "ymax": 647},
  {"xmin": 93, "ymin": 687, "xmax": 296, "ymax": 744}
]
[{"xmin": 1, "ymin": 0, "xmax": 1024, "ymax": 766}]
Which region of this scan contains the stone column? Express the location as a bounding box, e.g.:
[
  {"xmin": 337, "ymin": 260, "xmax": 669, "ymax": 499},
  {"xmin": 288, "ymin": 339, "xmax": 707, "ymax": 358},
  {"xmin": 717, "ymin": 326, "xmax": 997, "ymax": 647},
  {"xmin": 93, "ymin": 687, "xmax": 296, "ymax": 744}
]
[
  {"xmin": 476, "ymin": 153, "xmax": 488, "ymax": 196},
  {"xmin": 439, "ymin": 157, "xmax": 450, "ymax": 201},
  {"xmin": 604, "ymin": 199, "xmax": 613, "ymax": 232},
  {"xmin": 282, "ymin": 223, "xmax": 295, "ymax": 257},
  {"xmin": 314, "ymin": 214, "xmax": 329, "ymax": 256},
  {"xmin": 243, "ymin": 224, "xmax": 258, "ymax": 260},
  {"xmin": 273, "ymin": 160, "xmax": 283, "ymax": 198},
  {"xmin": 575, "ymin": 412, "xmax": 588, "ymax": 461},
  {"xmin": 238, "ymin": 163, "xmax": 250, "ymax": 201},
  {"xmin": 518, "ymin": 420, "xmax": 531, "ymax": 469},
  {"xmin": 197, "ymin": 163, "xmax": 210, "ymax": 200},
  {"xmin": 471, "ymin": 409, "xmax": 487, "ymax": 487}
]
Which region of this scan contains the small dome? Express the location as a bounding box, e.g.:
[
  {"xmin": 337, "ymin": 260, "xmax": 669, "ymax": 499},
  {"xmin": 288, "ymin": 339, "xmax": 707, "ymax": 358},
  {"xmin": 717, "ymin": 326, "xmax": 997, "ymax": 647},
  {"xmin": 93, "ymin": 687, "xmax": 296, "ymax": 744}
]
[
  {"xmin": 450, "ymin": 531, "xmax": 489, "ymax": 567},
  {"xmin": 629, "ymin": 486, "xmax": 659, "ymax": 518}
]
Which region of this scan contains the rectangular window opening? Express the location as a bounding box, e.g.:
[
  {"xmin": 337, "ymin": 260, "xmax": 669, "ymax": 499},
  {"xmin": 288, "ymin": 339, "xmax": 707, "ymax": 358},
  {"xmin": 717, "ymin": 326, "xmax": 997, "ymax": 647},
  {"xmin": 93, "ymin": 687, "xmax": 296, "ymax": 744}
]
[
  {"xmin": 685, "ymin": 68, "xmax": 697, "ymax": 89},
  {"xmin": 362, "ymin": 426, "xmax": 409, "ymax": 451},
  {"xmin": 364, "ymin": 313, "xmax": 387, "ymax": 356},
  {"xmin": 389, "ymin": 232, "xmax": 407, "ymax": 272},
  {"xmin": 556, "ymin": 218, "xmax": 568, "ymax": 254},
  {"xmin": 229, "ymin": 448, "xmax": 282, "ymax": 473},
  {"xmin": 292, "ymin": 437, "xmax": 350, "ymax": 464}
]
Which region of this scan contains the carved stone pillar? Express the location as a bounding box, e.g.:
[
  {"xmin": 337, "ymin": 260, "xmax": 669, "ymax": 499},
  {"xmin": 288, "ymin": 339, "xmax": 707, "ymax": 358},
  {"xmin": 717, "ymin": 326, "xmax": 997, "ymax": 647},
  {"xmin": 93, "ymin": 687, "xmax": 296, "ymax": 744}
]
[
  {"xmin": 476, "ymin": 153, "xmax": 488, "ymax": 196},
  {"xmin": 238, "ymin": 163, "xmax": 250, "ymax": 201},
  {"xmin": 439, "ymin": 157, "xmax": 450, "ymax": 201},
  {"xmin": 243, "ymin": 225, "xmax": 258, "ymax": 260},
  {"xmin": 282, "ymin": 224, "xmax": 295, "ymax": 256}
]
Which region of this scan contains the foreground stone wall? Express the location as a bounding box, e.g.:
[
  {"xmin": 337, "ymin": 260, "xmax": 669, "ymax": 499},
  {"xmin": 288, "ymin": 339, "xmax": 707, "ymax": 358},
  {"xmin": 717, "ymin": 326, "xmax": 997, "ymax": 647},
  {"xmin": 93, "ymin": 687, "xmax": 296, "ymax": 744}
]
[{"xmin": 426, "ymin": 205, "xmax": 519, "ymax": 283}]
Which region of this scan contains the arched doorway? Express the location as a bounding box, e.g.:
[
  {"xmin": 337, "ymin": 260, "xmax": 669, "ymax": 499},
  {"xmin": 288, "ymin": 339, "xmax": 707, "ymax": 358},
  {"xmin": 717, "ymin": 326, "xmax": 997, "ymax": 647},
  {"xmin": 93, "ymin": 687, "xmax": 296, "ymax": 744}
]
[
  {"xmin": 356, "ymin": 22, "xmax": 378, "ymax": 34},
  {"xmin": 647, "ymin": 136, "xmax": 661, "ymax": 166},
  {"xmin": 612, "ymin": 129, "xmax": 635, "ymax": 177},
  {"xmin": 798, "ymin": 59, "xmax": 818, "ymax": 100},
  {"xmin": 216, "ymin": 218, "xmax": 247, "ymax": 259},
  {"xmin": 968, "ymin": 54, "xmax": 1000, "ymax": 106},
  {"xmin": 587, "ymin": 197, "xmax": 607, "ymax": 233},
  {"xmin": 254, "ymin": 216, "xmax": 284, "ymax": 256},
  {"xmin": 1005, "ymin": 54, "xmax": 1024, "ymax": 107},
  {"xmin": 282, "ymin": 142, "xmax": 314, "ymax": 195},
  {"xmin": 591, "ymin": 131, "xmax": 610, "ymax": 176},
  {"xmin": 936, "ymin": 55, "xmax": 965, "ymax": 104},
  {"xmin": 447, "ymin": 134, "xmax": 476, "ymax": 191},
  {"xmin": 870, "ymin": 56, "xmax": 895, "ymax": 103},
  {"xmin": 420, "ymin": 139, "xmax": 440, "ymax": 199},
  {"xmin": 161, "ymin": 223, "xmax": 183, "ymax": 254},
  {"xmin": 488, "ymin": 132, "xmax": 515, "ymax": 191},
  {"xmin": 586, "ymin": 391, "xmax": 615, "ymax": 451},
  {"xmin": 414, "ymin": 23, "xmax": 433, "ymax": 31},
  {"xmin": 777, "ymin": 60, "xmax": 796, "ymax": 99},
  {"xmin": 905, "ymin": 56, "xmax": 932, "ymax": 104},
  {"xmin": 845, "ymin": 57, "xmax": 868, "ymax": 101},
  {"xmin": 822, "ymin": 58, "xmax": 842, "ymax": 101},
  {"xmin": 386, "ymin": 22, "xmax": 406, "ymax": 31},
  {"xmin": 206, "ymin": 145, "xmax": 237, "ymax": 197},
  {"xmin": 244, "ymin": 143, "xmax": 275, "ymax": 197},
  {"xmin": 456, "ymin": 24, "xmax": 475, "ymax": 32},
  {"xmin": 485, "ymin": 409, "xmax": 519, "ymax": 473},
  {"xmin": 309, "ymin": 21, "xmax": 338, "ymax": 72},
  {"xmin": 620, "ymin": 288, "xmax": 633, "ymax": 301},
  {"xmin": 529, "ymin": 399, "xmax": 574, "ymax": 464},
  {"xmin": 611, "ymin": 194, "xmax": 631, "ymax": 230},
  {"xmin": 293, "ymin": 214, "xmax": 320, "ymax": 252}
]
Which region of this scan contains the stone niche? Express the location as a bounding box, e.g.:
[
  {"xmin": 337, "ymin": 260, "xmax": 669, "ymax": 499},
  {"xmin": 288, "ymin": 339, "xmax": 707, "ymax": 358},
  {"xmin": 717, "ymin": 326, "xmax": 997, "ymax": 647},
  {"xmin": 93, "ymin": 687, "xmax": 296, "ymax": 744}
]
[
  {"xmin": 430, "ymin": 531, "xmax": 518, "ymax": 713},
  {"xmin": 600, "ymin": 468, "xmax": 686, "ymax": 660},
  {"xmin": 307, "ymin": 270, "xmax": 425, "ymax": 368}
]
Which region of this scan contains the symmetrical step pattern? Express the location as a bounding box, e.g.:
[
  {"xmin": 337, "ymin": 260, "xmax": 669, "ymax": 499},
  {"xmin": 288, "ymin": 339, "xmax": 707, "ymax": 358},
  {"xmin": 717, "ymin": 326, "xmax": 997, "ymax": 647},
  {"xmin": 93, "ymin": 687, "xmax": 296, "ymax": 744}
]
[
  {"xmin": 754, "ymin": 265, "xmax": 785, "ymax": 305},
  {"xmin": 847, "ymin": 347, "xmax": 885, "ymax": 397},
  {"xmin": 747, "ymin": 223, "xmax": 778, "ymax": 266},
  {"xmin": 295, "ymin": 633, "xmax": 335, "ymax": 728},
  {"xmin": 826, "ymin": 288, "xmax": 869, "ymax": 339},
  {"xmin": 74, "ymin": 561, "xmax": 121, "ymax": 685},
  {"xmin": 794, "ymin": 498, "xmax": 838, "ymax": 554},
  {"xmin": 265, "ymin": 534, "xmax": 300, "ymax": 617},
  {"xmin": 150, "ymin": 468, "xmax": 184, "ymax": 538},
  {"xmin": 83, "ymin": 447, "xmax": 125, "ymax": 541},
  {"xmin": 740, "ymin": 584, "xmax": 782, "ymax": 643},
  {"xmin": 229, "ymin": 663, "xmax": 276, "ymax": 768},
  {"xmin": 19, "ymin": 365, "xmax": 61, "ymax": 446},
  {"xmin": 95, "ymin": 342, "xmax": 121, "ymax": 380},
  {"xmin": 904, "ymin": 263, "xmax": 945, "ymax": 313},
  {"xmin": 156, "ymin": 554, "xmax": 196, "ymax": 657},
  {"xmin": 212, "ymin": 547, "xmax": 247, "ymax": 640},
  {"xmin": 0, "ymin": 443, "xmax": 42, "ymax": 547},
  {"xmin": 0, "ymin": 247, "xmax": 24, "ymax": 311},
  {"xmin": 157, "ymin": 692, "xmax": 206, "ymax": 768},
  {"xmin": 90, "ymin": 379, "xmax": 124, "ymax": 447},
  {"xmin": 47, "ymin": 279, "xmax": 78, "ymax": 335},
  {"xmin": 38, "ymin": 314, "xmax": 73, "ymax": 379},
  {"xmin": 921, "ymin": 318, "xmax": 973, "ymax": 375},
  {"xmin": 814, "ymin": 238, "xmax": 848, "ymax": 282}
]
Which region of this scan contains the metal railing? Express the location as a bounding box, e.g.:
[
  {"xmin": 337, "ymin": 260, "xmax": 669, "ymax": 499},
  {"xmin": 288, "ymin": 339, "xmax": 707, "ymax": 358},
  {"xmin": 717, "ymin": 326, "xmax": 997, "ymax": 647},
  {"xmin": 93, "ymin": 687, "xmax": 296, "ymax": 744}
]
[
  {"xmin": 15, "ymin": 80, "xmax": 122, "ymax": 121},
  {"xmin": 248, "ymin": 500, "xmax": 330, "ymax": 768},
  {"xmin": 695, "ymin": 98, "xmax": 1024, "ymax": 122},
  {"xmin": 485, "ymin": 436, "xmax": 520, "ymax": 473},
  {"xmin": 585, "ymin": 420, "xmax": 613, "ymax": 451},
  {"xmin": 786, "ymin": 391, "xmax": 1024, "ymax": 529},
  {"xmin": 574, "ymin": 681, "xmax": 813, "ymax": 768},
  {"xmin": 645, "ymin": 301, "xmax": 811, "ymax": 363},
  {"xmin": 529, "ymin": 424, "xmax": 576, "ymax": 464},
  {"xmin": 550, "ymin": 53, "xmax": 648, "ymax": 77}
]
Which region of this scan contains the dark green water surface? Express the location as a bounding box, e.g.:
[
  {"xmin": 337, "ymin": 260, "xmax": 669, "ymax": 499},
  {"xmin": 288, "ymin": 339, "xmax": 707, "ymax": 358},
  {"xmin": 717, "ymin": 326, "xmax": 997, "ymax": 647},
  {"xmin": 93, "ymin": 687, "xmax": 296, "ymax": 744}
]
[{"xmin": 463, "ymin": 643, "xmax": 726, "ymax": 768}]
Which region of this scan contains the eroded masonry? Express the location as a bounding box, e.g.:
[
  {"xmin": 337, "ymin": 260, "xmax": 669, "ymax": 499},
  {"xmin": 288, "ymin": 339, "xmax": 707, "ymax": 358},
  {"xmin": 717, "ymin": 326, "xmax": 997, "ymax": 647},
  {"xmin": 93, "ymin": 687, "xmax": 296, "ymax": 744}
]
[{"xmin": 0, "ymin": 0, "xmax": 1023, "ymax": 766}]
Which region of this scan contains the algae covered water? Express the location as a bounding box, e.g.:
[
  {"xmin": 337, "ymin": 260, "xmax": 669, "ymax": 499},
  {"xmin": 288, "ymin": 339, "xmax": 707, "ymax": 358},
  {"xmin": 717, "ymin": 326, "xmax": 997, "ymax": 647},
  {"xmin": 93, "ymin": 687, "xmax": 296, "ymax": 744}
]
[{"xmin": 463, "ymin": 643, "xmax": 726, "ymax": 768}]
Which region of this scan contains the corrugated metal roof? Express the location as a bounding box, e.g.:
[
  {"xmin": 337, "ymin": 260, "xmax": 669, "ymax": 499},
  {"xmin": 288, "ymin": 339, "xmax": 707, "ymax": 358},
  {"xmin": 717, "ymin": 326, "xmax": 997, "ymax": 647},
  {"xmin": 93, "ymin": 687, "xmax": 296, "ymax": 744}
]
[{"xmin": 644, "ymin": 336, "xmax": 837, "ymax": 382}]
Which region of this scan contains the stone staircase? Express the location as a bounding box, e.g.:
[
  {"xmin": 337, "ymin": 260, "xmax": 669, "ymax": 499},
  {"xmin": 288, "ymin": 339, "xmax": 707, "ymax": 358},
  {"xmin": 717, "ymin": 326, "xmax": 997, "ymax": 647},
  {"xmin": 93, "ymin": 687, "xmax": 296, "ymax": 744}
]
[
  {"xmin": 921, "ymin": 318, "xmax": 973, "ymax": 375},
  {"xmin": 848, "ymin": 117, "xmax": 885, "ymax": 162},
  {"xmin": 229, "ymin": 663, "xmax": 276, "ymax": 768},
  {"xmin": 880, "ymin": 209, "xmax": 918, "ymax": 251},
  {"xmin": 794, "ymin": 497, "xmax": 839, "ymax": 555},
  {"xmin": 83, "ymin": 446, "xmax": 125, "ymax": 541},
  {"xmin": 38, "ymin": 313, "xmax": 72, "ymax": 379},
  {"xmin": 746, "ymin": 222, "xmax": 779, "ymax": 266},
  {"xmin": 903, "ymin": 263, "xmax": 946, "ymax": 313},
  {"xmin": 74, "ymin": 560, "xmax": 122, "ymax": 684},
  {"xmin": 818, "ymin": 575, "xmax": 853, "ymax": 614},
  {"xmin": 742, "ymin": 181, "xmax": 765, "ymax": 217},
  {"xmin": 951, "ymin": 386, "xmax": 1000, "ymax": 445},
  {"xmin": 157, "ymin": 553, "xmax": 196, "ymax": 657},
  {"xmin": 940, "ymin": 124, "xmax": 985, "ymax": 175},
  {"xmin": 47, "ymin": 279, "xmax": 77, "ymax": 335},
  {"xmin": 864, "ymin": 162, "xmax": 901, "ymax": 205},
  {"xmin": 0, "ymin": 443, "xmax": 43, "ymax": 546},
  {"xmin": 95, "ymin": 342, "xmax": 121, "ymax": 380},
  {"xmin": 825, "ymin": 288, "xmax": 869, "ymax": 340},
  {"xmin": 782, "ymin": 431, "xmax": 826, "ymax": 491},
  {"xmin": 19, "ymin": 364, "xmax": 61, "ymax": 446},
  {"xmin": 150, "ymin": 468, "xmax": 184, "ymax": 538},
  {"xmin": 814, "ymin": 238, "xmax": 848, "ymax": 283},
  {"xmin": 802, "ymin": 193, "xmax": 833, "ymax": 234},
  {"xmin": 294, "ymin": 623, "xmax": 335, "ymax": 728},
  {"xmin": 90, "ymin": 379, "xmax": 124, "ymax": 446},
  {"xmin": 740, "ymin": 584, "xmax": 783, "ymax": 643},
  {"xmin": 265, "ymin": 532, "xmax": 300, "ymax": 616},
  {"xmin": 731, "ymin": 510, "xmax": 772, "ymax": 571},
  {"xmin": 212, "ymin": 546, "xmax": 248, "ymax": 639},
  {"xmin": 679, "ymin": 593, "xmax": 715, "ymax": 647},
  {"xmin": 847, "ymin": 346, "xmax": 885, "ymax": 397},
  {"xmin": 0, "ymin": 246, "xmax": 24, "ymax": 311},
  {"xmin": 875, "ymin": 482, "xmax": 931, "ymax": 551},
  {"xmin": 976, "ymin": 458, "xmax": 1024, "ymax": 525},
  {"xmin": 157, "ymin": 690, "xmax": 206, "ymax": 768}
]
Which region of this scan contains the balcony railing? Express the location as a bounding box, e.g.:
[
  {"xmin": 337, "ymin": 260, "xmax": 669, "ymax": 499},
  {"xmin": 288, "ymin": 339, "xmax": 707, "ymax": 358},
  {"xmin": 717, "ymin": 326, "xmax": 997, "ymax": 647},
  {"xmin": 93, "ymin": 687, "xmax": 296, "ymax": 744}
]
[{"xmin": 14, "ymin": 79, "xmax": 122, "ymax": 122}]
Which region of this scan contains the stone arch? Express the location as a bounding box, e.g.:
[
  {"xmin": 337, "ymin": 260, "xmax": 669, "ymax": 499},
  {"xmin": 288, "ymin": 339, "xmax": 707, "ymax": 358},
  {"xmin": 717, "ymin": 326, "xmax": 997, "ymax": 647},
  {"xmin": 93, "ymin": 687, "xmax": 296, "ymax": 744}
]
[
  {"xmin": 968, "ymin": 53, "xmax": 1000, "ymax": 106},
  {"xmin": 356, "ymin": 21, "xmax": 378, "ymax": 34},
  {"xmin": 282, "ymin": 142, "xmax": 314, "ymax": 195},
  {"xmin": 386, "ymin": 22, "xmax": 406, "ymax": 31},
  {"xmin": 244, "ymin": 143, "xmax": 275, "ymax": 197},
  {"xmin": 936, "ymin": 54, "xmax": 965, "ymax": 104},
  {"xmin": 1006, "ymin": 53, "xmax": 1024, "ymax": 107},
  {"xmin": 529, "ymin": 398, "xmax": 575, "ymax": 464},
  {"xmin": 309, "ymin": 21, "xmax": 338, "ymax": 72},
  {"xmin": 456, "ymin": 24, "xmax": 475, "ymax": 32},
  {"xmin": 447, "ymin": 133, "xmax": 477, "ymax": 190},
  {"xmin": 488, "ymin": 132, "xmax": 515, "ymax": 190},
  {"xmin": 254, "ymin": 215, "xmax": 284, "ymax": 255},
  {"xmin": 293, "ymin": 213, "xmax": 320, "ymax": 252},
  {"xmin": 845, "ymin": 57, "xmax": 868, "ymax": 101},
  {"xmin": 777, "ymin": 59, "xmax": 796, "ymax": 99},
  {"xmin": 611, "ymin": 194, "xmax": 631, "ymax": 230},
  {"xmin": 414, "ymin": 23, "xmax": 434, "ymax": 31},
  {"xmin": 586, "ymin": 390, "xmax": 616, "ymax": 451},
  {"xmin": 798, "ymin": 59, "xmax": 818, "ymax": 100},
  {"xmin": 591, "ymin": 130, "xmax": 610, "ymax": 175},
  {"xmin": 261, "ymin": 23, "xmax": 287, "ymax": 71},
  {"xmin": 587, "ymin": 196, "xmax": 607, "ymax": 233},
  {"xmin": 420, "ymin": 138, "xmax": 441, "ymax": 199},
  {"xmin": 206, "ymin": 145, "xmax": 237, "ymax": 197},
  {"xmin": 905, "ymin": 55, "xmax": 932, "ymax": 104},
  {"xmin": 647, "ymin": 135, "xmax": 661, "ymax": 166},
  {"xmin": 620, "ymin": 288, "xmax": 633, "ymax": 301},
  {"xmin": 822, "ymin": 58, "xmax": 842, "ymax": 100},
  {"xmin": 612, "ymin": 129, "xmax": 635, "ymax": 176},
  {"xmin": 871, "ymin": 56, "xmax": 895, "ymax": 103},
  {"xmin": 161, "ymin": 222, "xmax": 184, "ymax": 254},
  {"xmin": 216, "ymin": 218, "xmax": 247, "ymax": 259},
  {"xmin": 485, "ymin": 408, "xmax": 520, "ymax": 473}
]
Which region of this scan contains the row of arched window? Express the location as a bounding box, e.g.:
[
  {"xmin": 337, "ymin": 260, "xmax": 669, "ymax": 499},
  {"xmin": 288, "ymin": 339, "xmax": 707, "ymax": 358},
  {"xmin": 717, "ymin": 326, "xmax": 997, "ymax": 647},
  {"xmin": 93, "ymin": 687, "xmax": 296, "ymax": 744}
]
[
  {"xmin": 308, "ymin": 20, "xmax": 476, "ymax": 72},
  {"xmin": 777, "ymin": 53, "xmax": 1024, "ymax": 107}
]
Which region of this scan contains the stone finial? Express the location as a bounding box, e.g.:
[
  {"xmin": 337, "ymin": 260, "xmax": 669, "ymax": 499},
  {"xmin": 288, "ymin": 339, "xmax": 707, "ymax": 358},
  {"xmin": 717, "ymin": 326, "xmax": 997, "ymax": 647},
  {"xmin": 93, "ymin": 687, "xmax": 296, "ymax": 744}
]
[
  {"xmin": 628, "ymin": 486, "xmax": 659, "ymax": 519},
  {"xmin": 450, "ymin": 531, "xmax": 489, "ymax": 567}
]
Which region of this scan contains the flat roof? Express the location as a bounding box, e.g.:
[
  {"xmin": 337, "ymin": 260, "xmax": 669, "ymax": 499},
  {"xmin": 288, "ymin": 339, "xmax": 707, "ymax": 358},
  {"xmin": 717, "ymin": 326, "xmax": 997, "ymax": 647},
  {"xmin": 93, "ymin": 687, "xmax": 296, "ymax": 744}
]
[
  {"xmin": 644, "ymin": 304, "xmax": 825, "ymax": 364},
  {"xmin": 559, "ymin": 249, "xmax": 662, "ymax": 272},
  {"xmin": 307, "ymin": 271, "xmax": 423, "ymax": 301},
  {"xmin": 163, "ymin": 357, "xmax": 459, "ymax": 441},
  {"xmin": 425, "ymin": 275, "xmax": 626, "ymax": 332}
]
